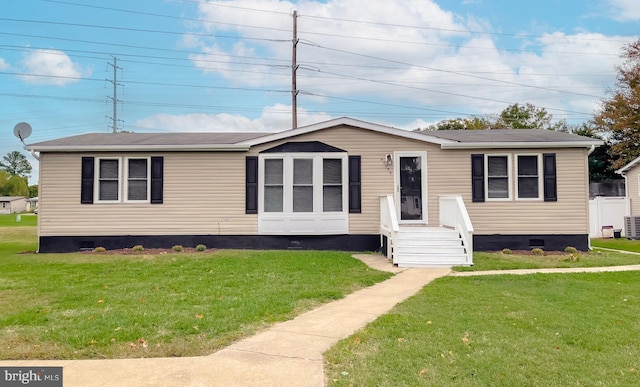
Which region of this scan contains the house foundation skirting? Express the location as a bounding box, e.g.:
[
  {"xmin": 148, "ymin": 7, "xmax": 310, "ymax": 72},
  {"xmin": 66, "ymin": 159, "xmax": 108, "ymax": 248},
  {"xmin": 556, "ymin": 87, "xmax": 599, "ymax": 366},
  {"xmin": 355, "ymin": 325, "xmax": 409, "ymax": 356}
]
[
  {"xmin": 37, "ymin": 234, "xmax": 382, "ymax": 253},
  {"xmin": 473, "ymin": 234, "xmax": 590, "ymax": 252}
]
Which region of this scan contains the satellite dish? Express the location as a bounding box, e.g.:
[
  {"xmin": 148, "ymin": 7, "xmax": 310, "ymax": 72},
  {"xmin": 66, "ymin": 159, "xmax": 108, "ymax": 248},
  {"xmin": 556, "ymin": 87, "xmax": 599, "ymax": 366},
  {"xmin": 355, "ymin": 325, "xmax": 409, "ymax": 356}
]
[{"xmin": 13, "ymin": 122, "xmax": 32, "ymax": 142}]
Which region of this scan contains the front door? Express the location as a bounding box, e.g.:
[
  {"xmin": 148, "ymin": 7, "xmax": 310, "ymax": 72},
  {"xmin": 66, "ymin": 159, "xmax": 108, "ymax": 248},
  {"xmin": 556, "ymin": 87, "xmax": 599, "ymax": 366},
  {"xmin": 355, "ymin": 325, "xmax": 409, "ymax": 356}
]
[{"xmin": 395, "ymin": 152, "xmax": 427, "ymax": 223}]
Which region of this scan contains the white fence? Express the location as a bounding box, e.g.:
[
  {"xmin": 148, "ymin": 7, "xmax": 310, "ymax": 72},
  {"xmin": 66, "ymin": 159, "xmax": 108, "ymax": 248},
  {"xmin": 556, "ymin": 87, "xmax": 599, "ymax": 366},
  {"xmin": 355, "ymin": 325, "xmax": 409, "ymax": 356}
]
[{"xmin": 589, "ymin": 197, "xmax": 630, "ymax": 238}]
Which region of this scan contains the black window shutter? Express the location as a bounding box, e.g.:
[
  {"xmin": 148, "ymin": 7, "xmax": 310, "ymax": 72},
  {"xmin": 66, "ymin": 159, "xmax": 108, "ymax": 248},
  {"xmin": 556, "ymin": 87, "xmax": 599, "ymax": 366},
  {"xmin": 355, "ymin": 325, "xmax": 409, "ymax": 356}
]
[
  {"xmin": 246, "ymin": 156, "xmax": 258, "ymax": 214},
  {"xmin": 471, "ymin": 154, "xmax": 485, "ymax": 202},
  {"xmin": 349, "ymin": 156, "xmax": 361, "ymax": 213},
  {"xmin": 81, "ymin": 157, "xmax": 94, "ymax": 204},
  {"xmin": 150, "ymin": 157, "xmax": 164, "ymax": 204},
  {"xmin": 543, "ymin": 153, "xmax": 557, "ymax": 202}
]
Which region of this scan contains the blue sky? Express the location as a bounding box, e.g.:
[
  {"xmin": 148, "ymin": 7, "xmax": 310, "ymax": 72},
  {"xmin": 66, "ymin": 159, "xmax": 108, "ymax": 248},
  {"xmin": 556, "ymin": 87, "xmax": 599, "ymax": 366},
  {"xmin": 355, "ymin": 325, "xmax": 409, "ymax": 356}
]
[{"xmin": 1, "ymin": 0, "xmax": 639, "ymax": 184}]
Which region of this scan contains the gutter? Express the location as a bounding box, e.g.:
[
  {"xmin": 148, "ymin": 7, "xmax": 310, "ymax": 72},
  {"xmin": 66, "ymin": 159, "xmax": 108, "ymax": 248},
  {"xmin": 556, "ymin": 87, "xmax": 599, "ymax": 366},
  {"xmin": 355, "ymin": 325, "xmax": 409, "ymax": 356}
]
[
  {"xmin": 440, "ymin": 141, "xmax": 603, "ymax": 150},
  {"xmin": 24, "ymin": 144, "xmax": 252, "ymax": 152}
]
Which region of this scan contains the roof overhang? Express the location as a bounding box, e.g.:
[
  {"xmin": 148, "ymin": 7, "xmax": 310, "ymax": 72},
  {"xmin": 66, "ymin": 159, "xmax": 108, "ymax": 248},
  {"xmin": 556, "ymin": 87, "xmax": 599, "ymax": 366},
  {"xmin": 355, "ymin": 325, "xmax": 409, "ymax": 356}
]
[
  {"xmin": 24, "ymin": 144, "xmax": 251, "ymax": 152},
  {"xmin": 616, "ymin": 155, "xmax": 640, "ymax": 174},
  {"xmin": 440, "ymin": 140, "xmax": 603, "ymax": 150}
]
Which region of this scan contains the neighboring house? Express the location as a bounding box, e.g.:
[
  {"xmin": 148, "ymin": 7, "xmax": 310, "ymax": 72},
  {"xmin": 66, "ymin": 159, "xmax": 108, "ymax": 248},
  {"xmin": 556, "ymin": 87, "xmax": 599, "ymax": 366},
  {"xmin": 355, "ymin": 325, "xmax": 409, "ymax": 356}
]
[
  {"xmin": 616, "ymin": 156, "xmax": 640, "ymax": 215},
  {"xmin": 27, "ymin": 197, "xmax": 38, "ymax": 212},
  {"xmin": 0, "ymin": 196, "xmax": 27, "ymax": 214},
  {"xmin": 25, "ymin": 117, "xmax": 601, "ymax": 266},
  {"xmin": 615, "ymin": 157, "xmax": 640, "ymax": 238}
]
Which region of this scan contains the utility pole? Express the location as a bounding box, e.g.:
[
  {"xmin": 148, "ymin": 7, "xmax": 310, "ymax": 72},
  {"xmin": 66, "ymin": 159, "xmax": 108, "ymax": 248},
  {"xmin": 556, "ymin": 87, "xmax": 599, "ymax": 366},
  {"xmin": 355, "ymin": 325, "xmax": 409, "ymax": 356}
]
[
  {"xmin": 106, "ymin": 57, "xmax": 123, "ymax": 133},
  {"xmin": 292, "ymin": 10, "xmax": 299, "ymax": 129}
]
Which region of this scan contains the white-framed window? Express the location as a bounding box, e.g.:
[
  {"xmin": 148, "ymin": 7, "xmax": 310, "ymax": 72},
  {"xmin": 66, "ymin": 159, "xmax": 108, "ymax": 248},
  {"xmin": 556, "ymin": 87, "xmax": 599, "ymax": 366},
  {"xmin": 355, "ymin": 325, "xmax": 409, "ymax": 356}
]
[
  {"xmin": 125, "ymin": 158, "xmax": 151, "ymax": 202},
  {"xmin": 258, "ymin": 153, "xmax": 348, "ymax": 234},
  {"xmin": 95, "ymin": 157, "xmax": 152, "ymax": 203},
  {"xmin": 486, "ymin": 154, "xmax": 511, "ymax": 200},
  {"xmin": 96, "ymin": 158, "xmax": 120, "ymax": 202},
  {"xmin": 516, "ymin": 154, "xmax": 542, "ymax": 199}
]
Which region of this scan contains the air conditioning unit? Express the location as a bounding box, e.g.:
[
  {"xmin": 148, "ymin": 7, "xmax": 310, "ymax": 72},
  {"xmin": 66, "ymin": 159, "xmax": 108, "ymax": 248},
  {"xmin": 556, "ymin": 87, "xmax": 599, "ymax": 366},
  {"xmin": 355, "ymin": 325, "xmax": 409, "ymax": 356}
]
[{"xmin": 624, "ymin": 216, "xmax": 640, "ymax": 239}]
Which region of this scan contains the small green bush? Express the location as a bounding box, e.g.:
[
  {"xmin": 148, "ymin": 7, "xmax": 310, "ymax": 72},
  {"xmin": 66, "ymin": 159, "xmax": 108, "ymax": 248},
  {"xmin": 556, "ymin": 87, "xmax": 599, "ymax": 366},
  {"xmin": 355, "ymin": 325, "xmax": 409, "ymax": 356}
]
[
  {"xmin": 196, "ymin": 244, "xmax": 206, "ymax": 252},
  {"xmin": 531, "ymin": 247, "xmax": 544, "ymax": 256},
  {"xmin": 172, "ymin": 245, "xmax": 184, "ymax": 252},
  {"xmin": 132, "ymin": 245, "xmax": 144, "ymax": 252},
  {"xmin": 501, "ymin": 248, "xmax": 513, "ymax": 255},
  {"xmin": 564, "ymin": 246, "xmax": 578, "ymax": 254},
  {"xmin": 93, "ymin": 246, "xmax": 106, "ymax": 253}
]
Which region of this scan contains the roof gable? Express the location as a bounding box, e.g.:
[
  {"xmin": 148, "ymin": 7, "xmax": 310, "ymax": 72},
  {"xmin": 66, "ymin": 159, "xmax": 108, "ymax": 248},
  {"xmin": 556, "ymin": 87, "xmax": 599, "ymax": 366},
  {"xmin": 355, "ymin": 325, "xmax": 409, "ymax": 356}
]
[{"xmin": 616, "ymin": 155, "xmax": 640, "ymax": 174}]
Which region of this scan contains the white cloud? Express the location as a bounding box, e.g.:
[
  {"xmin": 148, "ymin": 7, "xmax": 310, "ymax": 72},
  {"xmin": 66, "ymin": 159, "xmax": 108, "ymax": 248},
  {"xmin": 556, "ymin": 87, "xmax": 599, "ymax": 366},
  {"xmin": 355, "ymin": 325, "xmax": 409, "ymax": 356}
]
[
  {"xmin": 19, "ymin": 49, "xmax": 89, "ymax": 86},
  {"xmin": 608, "ymin": 0, "xmax": 640, "ymax": 21},
  {"xmin": 134, "ymin": 103, "xmax": 333, "ymax": 132},
  {"xmin": 0, "ymin": 58, "xmax": 9, "ymax": 70},
  {"xmin": 181, "ymin": 0, "xmax": 630, "ymax": 125}
]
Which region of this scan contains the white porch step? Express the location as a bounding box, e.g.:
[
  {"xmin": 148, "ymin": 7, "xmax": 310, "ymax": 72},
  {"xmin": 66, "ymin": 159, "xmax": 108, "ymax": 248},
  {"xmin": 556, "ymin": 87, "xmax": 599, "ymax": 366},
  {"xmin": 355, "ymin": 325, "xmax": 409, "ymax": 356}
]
[{"xmin": 392, "ymin": 226, "xmax": 470, "ymax": 267}]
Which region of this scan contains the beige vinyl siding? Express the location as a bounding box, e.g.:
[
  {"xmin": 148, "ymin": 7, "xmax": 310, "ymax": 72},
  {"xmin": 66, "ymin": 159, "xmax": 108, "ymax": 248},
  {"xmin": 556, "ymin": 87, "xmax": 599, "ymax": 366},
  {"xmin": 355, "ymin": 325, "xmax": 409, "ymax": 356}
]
[
  {"xmin": 624, "ymin": 165, "xmax": 640, "ymax": 215},
  {"xmin": 466, "ymin": 148, "xmax": 591, "ymax": 234},
  {"xmin": 39, "ymin": 124, "xmax": 592, "ymax": 237},
  {"xmin": 39, "ymin": 152, "xmax": 256, "ymax": 236},
  {"xmin": 251, "ymin": 125, "xmax": 591, "ymax": 235},
  {"xmin": 249, "ymin": 125, "xmax": 441, "ymax": 234}
]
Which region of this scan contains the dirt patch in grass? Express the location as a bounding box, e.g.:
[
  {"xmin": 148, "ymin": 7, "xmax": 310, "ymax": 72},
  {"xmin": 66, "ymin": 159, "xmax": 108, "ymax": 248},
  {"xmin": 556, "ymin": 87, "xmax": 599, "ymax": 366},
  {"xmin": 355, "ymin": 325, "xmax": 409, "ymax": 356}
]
[{"xmin": 83, "ymin": 248, "xmax": 218, "ymax": 255}]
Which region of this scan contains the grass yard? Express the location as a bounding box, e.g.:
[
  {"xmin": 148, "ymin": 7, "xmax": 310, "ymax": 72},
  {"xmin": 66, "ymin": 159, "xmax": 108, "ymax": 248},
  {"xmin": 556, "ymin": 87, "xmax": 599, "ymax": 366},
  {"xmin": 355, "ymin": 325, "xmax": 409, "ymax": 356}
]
[
  {"xmin": 0, "ymin": 213, "xmax": 37, "ymax": 227},
  {"xmin": 592, "ymin": 237, "xmax": 640, "ymax": 253},
  {"xmin": 325, "ymin": 272, "xmax": 640, "ymax": 386},
  {"xmin": 453, "ymin": 249, "xmax": 640, "ymax": 272},
  {"xmin": 0, "ymin": 227, "xmax": 392, "ymax": 360}
]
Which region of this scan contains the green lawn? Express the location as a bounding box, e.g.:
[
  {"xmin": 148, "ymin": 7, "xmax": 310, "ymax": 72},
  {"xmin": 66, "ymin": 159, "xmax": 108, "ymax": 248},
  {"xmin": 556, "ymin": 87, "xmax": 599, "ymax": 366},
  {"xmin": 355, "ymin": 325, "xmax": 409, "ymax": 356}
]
[
  {"xmin": 0, "ymin": 213, "xmax": 37, "ymax": 227},
  {"xmin": 592, "ymin": 237, "xmax": 640, "ymax": 253},
  {"xmin": 325, "ymin": 272, "xmax": 640, "ymax": 386},
  {"xmin": 0, "ymin": 227, "xmax": 392, "ymax": 360},
  {"xmin": 453, "ymin": 249, "xmax": 640, "ymax": 272}
]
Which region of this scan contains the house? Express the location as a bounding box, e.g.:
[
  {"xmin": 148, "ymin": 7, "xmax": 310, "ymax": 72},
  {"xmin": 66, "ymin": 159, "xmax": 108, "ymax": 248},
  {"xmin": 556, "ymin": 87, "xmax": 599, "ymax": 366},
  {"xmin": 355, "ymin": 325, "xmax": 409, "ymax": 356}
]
[
  {"xmin": 25, "ymin": 117, "xmax": 602, "ymax": 266},
  {"xmin": 27, "ymin": 197, "xmax": 38, "ymax": 212},
  {"xmin": 0, "ymin": 196, "xmax": 27, "ymax": 214},
  {"xmin": 615, "ymin": 157, "xmax": 640, "ymax": 237}
]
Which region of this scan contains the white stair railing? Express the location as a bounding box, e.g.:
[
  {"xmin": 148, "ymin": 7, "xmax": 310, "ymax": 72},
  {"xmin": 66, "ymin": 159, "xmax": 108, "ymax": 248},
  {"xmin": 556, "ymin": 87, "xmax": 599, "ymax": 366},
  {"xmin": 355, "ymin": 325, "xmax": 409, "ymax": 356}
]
[
  {"xmin": 379, "ymin": 195, "xmax": 399, "ymax": 261},
  {"xmin": 439, "ymin": 195, "xmax": 474, "ymax": 265}
]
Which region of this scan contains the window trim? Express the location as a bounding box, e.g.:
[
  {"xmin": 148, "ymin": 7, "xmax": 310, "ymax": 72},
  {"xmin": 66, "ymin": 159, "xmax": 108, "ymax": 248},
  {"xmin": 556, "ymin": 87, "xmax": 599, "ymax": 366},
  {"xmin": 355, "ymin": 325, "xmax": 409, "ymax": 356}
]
[
  {"xmin": 259, "ymin": 153, "xmax": 348, "ymax": 214},
  {"xmin": 95, "ymin": 157, "xmax": 121, "ymax": 203},
  {"xmin": 515, "ymin": 153, "xmax": 543, "ymax": 200},
  {"xmin": 257, "ymin": 152, "xmax": 349, "ymax": 235},
  {"xmin": 485, "ymin": 154, "xmax": 512, "ymax": 201},
  {"xmin": 124, "ymin": 157, "xmax": 151, "ymax": 203}
]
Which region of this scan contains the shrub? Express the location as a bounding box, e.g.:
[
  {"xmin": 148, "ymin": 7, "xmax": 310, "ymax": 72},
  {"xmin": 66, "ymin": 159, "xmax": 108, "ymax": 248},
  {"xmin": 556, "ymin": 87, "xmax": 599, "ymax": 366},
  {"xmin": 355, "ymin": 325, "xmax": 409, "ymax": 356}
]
[
  {"xmin": 501, "ymin": 248, "xmax": 513, "ymax": 255},
  {"xmin": 564, "ymin": 246, "xmax": 578, "ymax": 254},
  {"xmin": 531, "ymin": 247, "xmax": 544, "ymax": 256},
  {"xmin": 196, "ymin": 244, "xmax": 207, "ymax": 252},
  {"xmin": 93, "ymin": 246, "xmax": 106, "ymax": 253},
  {"xmin": 172, "ymin": 245, "xmax": 184, "ymax": 252},
  {"xmin": 132, "ymin": 245, "xmax": 144, "ymax": 252}
]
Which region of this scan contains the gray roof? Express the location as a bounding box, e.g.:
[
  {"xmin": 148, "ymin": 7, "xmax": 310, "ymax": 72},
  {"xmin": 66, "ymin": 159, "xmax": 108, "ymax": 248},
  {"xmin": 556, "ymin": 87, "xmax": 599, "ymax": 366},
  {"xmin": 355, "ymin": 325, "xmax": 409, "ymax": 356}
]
[
  {"xmin": 0, "ymin": 196, "xmax": 26, "ymax": 201},
  {"xmin": 420, "ymin": 129, "xmax": 595, "ymax": 143},
  {"xmin": 24, "ymin": 118, "xmax": 602, "ymax": 152},
  {"xmin": 28, "ymin": 132, "xmax": 271, "ymax": 148}
]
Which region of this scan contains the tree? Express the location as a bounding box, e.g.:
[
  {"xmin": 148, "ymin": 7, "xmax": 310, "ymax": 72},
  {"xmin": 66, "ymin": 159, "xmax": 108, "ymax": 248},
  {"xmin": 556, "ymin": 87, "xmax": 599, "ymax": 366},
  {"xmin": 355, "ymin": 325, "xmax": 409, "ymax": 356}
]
[
  {"xmin": 592, "ymin": 39, "xmax": 640, "ymax": 169},
  {"xmin": 0, "ymin": 151, "xmax": 32, "ymax": 178},
  {"xmin": 0, "ymin": 170, "xmax": 29, "ymax": 196},
  {"xmin": 495, "ymin": 103, "xmax": 568, "ymax": 130},
  {"xmin": 420, "ymin": 117, "xmax": 492, "ymax": 131},
  {"xmin": 418, "ymin": 103, "xmax": 567, "ymax": 131}
]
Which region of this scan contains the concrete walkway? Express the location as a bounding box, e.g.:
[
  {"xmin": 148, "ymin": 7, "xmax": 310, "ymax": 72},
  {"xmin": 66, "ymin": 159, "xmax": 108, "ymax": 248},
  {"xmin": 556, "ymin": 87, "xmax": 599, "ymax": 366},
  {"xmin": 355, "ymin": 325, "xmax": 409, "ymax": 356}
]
[{"xmin": 0, "ymin": 254, "xmax": 450, "ymax": 387}]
